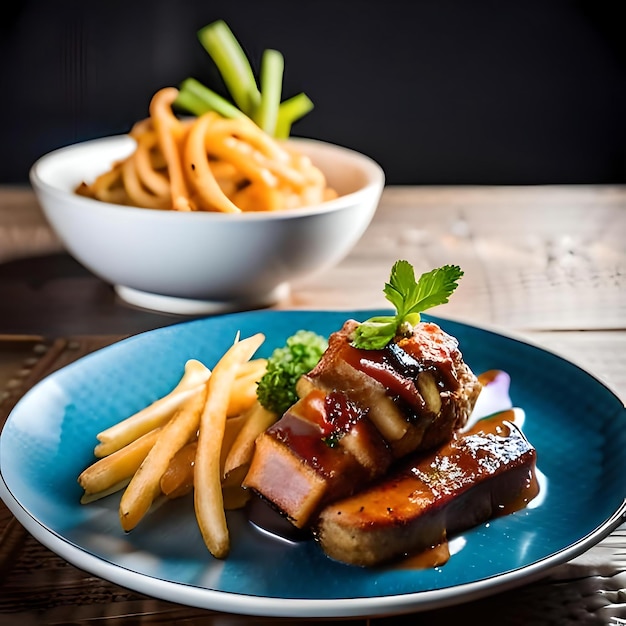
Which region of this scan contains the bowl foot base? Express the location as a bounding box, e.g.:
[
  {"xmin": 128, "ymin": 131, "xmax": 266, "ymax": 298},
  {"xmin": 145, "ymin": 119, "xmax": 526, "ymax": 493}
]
[{"xmin": 115, "ymin": 283, "xmax": 290, "ymax": 315}]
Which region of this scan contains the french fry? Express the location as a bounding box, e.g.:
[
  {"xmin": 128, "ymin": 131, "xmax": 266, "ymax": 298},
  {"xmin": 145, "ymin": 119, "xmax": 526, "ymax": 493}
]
[
  {"xmin": 223, "ymin": 401, "xmax": 277, "ymax": 477},
  {"xmin": 80, "ymin": 479, "xmax": 133, "ymax": 504},
  {"xmin": 235, "ymin": 358, "xmax": 267, "ymax": 381},
  {"xmin": 226, "ymin": 358, "xmax": 267, "ymax": 417},
  {"xmin": 221, "ymin": 463, "xmax": 249, "ymax": 489},
  {"xmin": 119, "ymin": 383, "xmax": 208, "ymax": 531},
  {"xmin": 160, "ymin": 440, "xmax": 197, "ymax": 499},
  {"xmin": 221, "ymin": 465, "xmax": 250, "ymax": 510},
  {"xmin": 95, "ymin": 359, "xmax": 211, "ymax": 457},
  {"xmin": 226, "ymin": 373, "xmax": 260, "ymax": 417},
  {"xmin": 79, "ymin": 428, "xmax": 161, "ymax": 499},
  {"xmin": 160, "ymin": 412, "xmax": 248, "ymax": 500},
  {"xmin": 220, "ymin": 413, "xmax": 249, "ymax": 476},
  {"xmin": 194, "ymin": 333, "xmax": 265, "ymax": 559},
  {"xmin": 222, "ymin": 484, "xmax": 251, "ymax": 510},
  {"xmin": 78, "ymin": 336, "xmax": 268, "ymax": 554}
]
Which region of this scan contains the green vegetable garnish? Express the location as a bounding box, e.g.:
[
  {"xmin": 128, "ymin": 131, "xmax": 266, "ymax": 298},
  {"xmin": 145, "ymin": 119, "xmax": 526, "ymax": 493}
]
[
  {"xmin": 174, "ymin": 20, "xmax": 313, "ymax": 138},
  {"xmin": 197, "ymin": 19, "xmax": 261, "ymax": 115},
  {"xmin": 275, "ymin": 92, "xmax": 314, "ymax": 139},
  {"xmin": 256, "ymin": 330, "xmax": 328, "ymax": 415},
  {"xmin": 175, "ymin": 77, "xmax": 247, "ymax": 120},
  {"xmin": 257, "ymin": 48, "xmax": 284, "ymax": 137},
  {"xmin": 352, "ymin": 261, "xmax": 464, "ymax": 350}
]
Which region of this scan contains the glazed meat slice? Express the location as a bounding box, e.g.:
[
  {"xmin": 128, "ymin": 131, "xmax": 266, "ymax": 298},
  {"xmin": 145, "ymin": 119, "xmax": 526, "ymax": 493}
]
[
  {"xmin": 244, "ymin": 320, "xmax": 482, "ymax": 528},
  {"xmin": 244, "ymin": 388, "xmax": 394, "ymax": 527},
  {"xmin": 299, "ymin": 320, "xmax": 482, "ymax": 456},
  {"xmin": 315, "ymin": 413, "xmax": 539, "ymax": 567}
]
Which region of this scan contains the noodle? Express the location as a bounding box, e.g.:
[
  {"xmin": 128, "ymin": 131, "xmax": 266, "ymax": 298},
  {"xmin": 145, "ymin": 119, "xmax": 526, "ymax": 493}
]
[
  {"xmin": 184, "ymin": 111, "xmax": 241, "ymax": 213},
  {"xmin": 76, "ymin": 87, "xmax": 337, "ymax": 213}
]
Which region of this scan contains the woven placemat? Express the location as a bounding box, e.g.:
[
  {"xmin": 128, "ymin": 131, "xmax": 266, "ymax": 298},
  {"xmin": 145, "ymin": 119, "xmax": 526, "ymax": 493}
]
[{"xmin": 0, "ymin": 337, "xmax": 624, "ymax": 625}]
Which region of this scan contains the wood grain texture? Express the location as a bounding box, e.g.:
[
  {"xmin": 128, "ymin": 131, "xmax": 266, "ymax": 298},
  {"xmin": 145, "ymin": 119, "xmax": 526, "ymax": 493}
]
[
  {"xmin": 0, "ymin": 184, "xmax": 624, "ymax": 623},
  {"xmin": 285, "ymin": 186, "xmax": 626, "ymax": 331}
]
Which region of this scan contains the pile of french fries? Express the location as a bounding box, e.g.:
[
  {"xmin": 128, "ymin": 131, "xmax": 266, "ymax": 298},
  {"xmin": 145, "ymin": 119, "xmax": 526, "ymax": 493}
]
[{"xmin": 78, "ymin": 333, "xmax": 278, "ymax": 559}]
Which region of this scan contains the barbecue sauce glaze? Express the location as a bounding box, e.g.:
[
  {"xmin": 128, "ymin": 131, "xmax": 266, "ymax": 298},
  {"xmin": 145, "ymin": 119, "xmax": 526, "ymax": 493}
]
[{"xmin": 247, "ymin": 369, "xmax": 540, "ymax": 569}]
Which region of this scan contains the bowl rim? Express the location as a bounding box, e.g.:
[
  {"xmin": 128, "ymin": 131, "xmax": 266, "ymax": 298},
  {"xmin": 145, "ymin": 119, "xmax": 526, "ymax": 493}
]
[{"xmin": 29, "ymin": 135, "xmax": 385, "ymax": 221}]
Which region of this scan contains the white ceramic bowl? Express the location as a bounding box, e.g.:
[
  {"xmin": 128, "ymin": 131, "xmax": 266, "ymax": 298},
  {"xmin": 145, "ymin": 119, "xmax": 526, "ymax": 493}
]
[{"xmin": 30, "ymin": 135, "xmax": 384, "ymax": 315}]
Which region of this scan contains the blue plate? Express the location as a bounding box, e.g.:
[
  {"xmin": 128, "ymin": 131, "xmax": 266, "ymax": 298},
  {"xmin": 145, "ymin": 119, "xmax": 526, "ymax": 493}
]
[{"xmin": 1, "ymin": 310, "xmax": 625, "ymax": 618}]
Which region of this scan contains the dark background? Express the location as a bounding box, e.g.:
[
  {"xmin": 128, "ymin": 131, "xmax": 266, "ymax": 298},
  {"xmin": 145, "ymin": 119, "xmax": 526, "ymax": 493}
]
[{"xmin": 1, "ymin": 0, "xmax": 624, "ymax": 185}]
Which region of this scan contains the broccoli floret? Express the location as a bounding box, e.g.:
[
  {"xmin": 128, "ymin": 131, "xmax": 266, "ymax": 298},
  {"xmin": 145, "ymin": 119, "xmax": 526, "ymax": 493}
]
[{"xmin": 256, "ymin": 330, "xmax": 328, "ymax": 415}]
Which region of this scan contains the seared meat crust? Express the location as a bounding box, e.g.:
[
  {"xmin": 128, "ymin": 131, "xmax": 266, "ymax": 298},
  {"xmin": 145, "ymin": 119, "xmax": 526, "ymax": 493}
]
[
  {"xmin": 316, "ymin": 415, "xmax": 538, "ymax": 567},
  {"xmin": 244, "ymin": 321, "xmax": 482, "ymax": 528}
]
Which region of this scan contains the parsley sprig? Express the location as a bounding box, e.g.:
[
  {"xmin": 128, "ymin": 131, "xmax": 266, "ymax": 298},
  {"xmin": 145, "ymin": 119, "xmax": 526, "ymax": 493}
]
[{"xmin": 351, "ymin": 261, "xmax": 464, "ymax": 350}]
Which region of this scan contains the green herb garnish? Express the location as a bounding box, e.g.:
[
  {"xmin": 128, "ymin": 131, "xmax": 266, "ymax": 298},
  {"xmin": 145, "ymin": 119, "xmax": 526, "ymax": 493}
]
[
  {"xmin": 174, "ymin": 20, "xmax": 313, "ymax": 138},
  {"xmin": 352, "ymin": 261, "xmax": 464, "ymax": 350},
  {"xmin": 256, "ymin": 330, "xmax": 328, "ymax": 415}
]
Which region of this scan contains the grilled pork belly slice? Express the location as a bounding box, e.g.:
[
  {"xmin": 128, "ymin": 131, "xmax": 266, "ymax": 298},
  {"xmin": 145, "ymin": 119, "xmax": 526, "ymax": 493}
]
[
  {"xmin": 244, "ymin": 320, "xmax": 482, "ymax": 528},
  {"xmin": 315, "ymin": 413, "xmax": 539, "ymax": 567}
]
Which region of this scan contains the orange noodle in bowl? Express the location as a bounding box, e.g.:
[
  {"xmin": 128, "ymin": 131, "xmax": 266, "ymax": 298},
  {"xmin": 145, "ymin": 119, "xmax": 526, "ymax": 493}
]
[{"xmin": 76, "ymin": 87, "xmax": 337, "ymax": 213}]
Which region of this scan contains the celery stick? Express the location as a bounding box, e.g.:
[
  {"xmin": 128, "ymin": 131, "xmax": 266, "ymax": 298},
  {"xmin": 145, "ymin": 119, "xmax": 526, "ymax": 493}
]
[
  {"xmin": 255, "ymin": 49, "xmax": 284, "ymax": 136},
  {"xmin": 197, "ymin": 20, "xmax": 261, "ymax": 116},
  {"xmin": 174, "ymin": 88, "xmax": 212, "ymax": 116},
  {"xmin": 275, "ymin": 92, "xmax": 314, "ymax": 139},
  {"xmin": 176, "ymin": 77, "xmax": 247, "ymax": 120}
]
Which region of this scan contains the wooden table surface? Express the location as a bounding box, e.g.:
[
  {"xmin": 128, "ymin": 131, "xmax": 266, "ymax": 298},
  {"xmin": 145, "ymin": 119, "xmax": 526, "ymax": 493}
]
[{"xmin": 0, "ymin": 184, "xmax": 625, "ymax": 625}]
